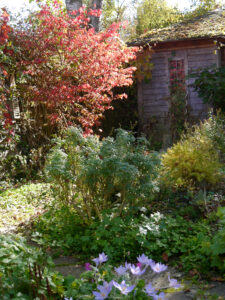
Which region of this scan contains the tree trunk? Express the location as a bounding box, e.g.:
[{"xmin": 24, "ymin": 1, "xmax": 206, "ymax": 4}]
[
  {"xmin": 65, "ymin": 0, "xmax": 82, "ymax": 13},
  {"xmin": 66, "ymin": 0, "xmax": 102, "ymax": 32},
  {"xmin": 90, "ymin": 0, "xmax": 103, "ymax": 32}
]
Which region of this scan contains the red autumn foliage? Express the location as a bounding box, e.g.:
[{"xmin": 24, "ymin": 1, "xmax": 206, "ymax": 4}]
[
  {"xmin": 0, "ymin": 8, "xmax": 13, "ymax": 134},
  {"xmin": 11, "ymin": 1, "xmax": 137, "ymax": 135}
]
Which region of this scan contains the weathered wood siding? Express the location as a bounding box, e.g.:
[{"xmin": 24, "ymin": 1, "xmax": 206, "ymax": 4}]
[
  {"xmin": 139, "ymin": 52, "xmax": 170, "ymax": 126},
  {"xmin": 187, "ymin": 46, "xmax": 218, "ymax": 117},
  {"xmin": 139, "ymin": 45, "xmax": 218, "ymax": 128}
]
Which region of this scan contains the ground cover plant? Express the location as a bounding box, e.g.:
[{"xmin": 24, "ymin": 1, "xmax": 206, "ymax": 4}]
[
  {"xmin": 32, "ymin": 202, "xmax": 225, "ymax": 276},
  {"xmin": 0, "ymin": 234, "xmax": 64, "ymax": 299},
  {"xmin": 0, "ymin": 235, "xmax": 183, "ymax": 299},
  {"xmin": 0, "ymin": 183, "xmax": 53, "ymax": 230}
]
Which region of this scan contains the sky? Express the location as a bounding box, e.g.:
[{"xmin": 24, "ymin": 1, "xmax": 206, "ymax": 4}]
[
  {"xmin": 0, "ymin": 0, "xmax": 225, "ymax": 14},
  {"xmin": 0, "ymin": 0, "xmax": 194, "ymax": 13}
]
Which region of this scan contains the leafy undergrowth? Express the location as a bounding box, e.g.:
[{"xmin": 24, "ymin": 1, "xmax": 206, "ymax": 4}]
[
  {"xmin": 0, "ymin": 234, "xmax": 64, "ymax": 299},
  {"xmin": 31, "ymin": 203, "xmax": 225, "ymax": 278},
  {"xmin": 0, "ymin": 183, "xmax": 53, "ymax": 231}
]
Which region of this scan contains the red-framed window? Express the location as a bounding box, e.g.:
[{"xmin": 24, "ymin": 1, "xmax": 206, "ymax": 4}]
[{"xmin": 169, "ymin": 59, "xmax": 185, "ymax": 93}]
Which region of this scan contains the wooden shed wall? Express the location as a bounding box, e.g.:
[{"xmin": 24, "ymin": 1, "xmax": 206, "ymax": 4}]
[{"xmin": 139, "ymin": 45, "xmax": 218, "ymax": 129}]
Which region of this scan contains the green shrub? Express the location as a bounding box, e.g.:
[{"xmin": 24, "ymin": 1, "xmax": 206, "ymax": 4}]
[
  {"xmin": 0, "ymin": 130, "xmax": 50, "ymax": 186},
  {"xmin": 0, "ymin": 235, "xmax": 64, "ymax": 299},
  {"xmin": 204, "ymin": 113, "xmax": 225, "ymax": 163},
  {"xmin": 45, "ymin": 128, "xmax": 160, "ymax": 222},
  {"xmin": 192, "ymin": 66, "xmax": 225, "ymax": 112},
  {"xmin": 203, "ymin": 207, "xmax": 225, "ymax": 273},
  {"xmin": 161, "ymin": 117, "xmax": 223, "ymax": 189}
]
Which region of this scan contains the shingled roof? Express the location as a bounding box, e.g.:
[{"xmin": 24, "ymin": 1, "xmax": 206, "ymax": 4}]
[{"xmin": 130, "ymin": 9, "xmax": 225, "ymax": 46}]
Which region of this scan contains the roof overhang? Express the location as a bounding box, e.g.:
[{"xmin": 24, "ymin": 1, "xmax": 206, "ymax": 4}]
[{"xmin": 128, "ymin": 36, "xmax": 225, "ymax": 51}]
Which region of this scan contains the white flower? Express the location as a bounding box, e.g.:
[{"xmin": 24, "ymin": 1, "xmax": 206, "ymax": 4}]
[
  {"xmin": 140, "ymin": 207, "xmax": 147, "ymax": 213},
  {"xmin": 139, "ymin": 226, "xmax": 147, "ymax": 235}
]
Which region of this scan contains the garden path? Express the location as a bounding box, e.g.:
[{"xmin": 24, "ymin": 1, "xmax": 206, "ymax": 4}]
[
  {"xmin": 0, "ymin": 215, "xmax": 225, "ymax": 299},
  {"xmin": 52, "ymin": 255, "xmax": 225, "ymax": 300}
]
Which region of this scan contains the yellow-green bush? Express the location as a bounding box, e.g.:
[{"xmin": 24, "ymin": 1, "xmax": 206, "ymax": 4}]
[{"xmin": 161, "ymin": 118, "xmax": 223, "ymax": 189}]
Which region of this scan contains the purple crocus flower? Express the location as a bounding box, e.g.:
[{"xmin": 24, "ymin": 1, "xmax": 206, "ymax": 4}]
[
  {"xmin": 93, "ymin": 281, "xmax": 113, "ymax": 300},
  {"xmin": 93, "ymin": 252, "xmax": 108, "ymax": 266},
  {"xmin": 137, "ymin": 254, "xmax": 154, "ymax": 266},
  {"xmin": 150, "ymin": 262, "xmax": 168, "ymax": 273},
  {"xmin": 115, "ymin": 265, "xmax": 127, "ymax": 276},
  {"xmin": 93, "ymin": 257, "xmax": 100, "ymax": 266},
  {"xmin": 113, "ymin": 280, "xmax": 135, "ymax": 295},
  {"xmin": 130, "ymin": 264, "xmax": 146, "ymax": 276},
  {"xmin": 136, "ymin": 262, "xmax": 142, "ymax": 268},
  {"xmin": 85, "ymin": 263, "xmax": 91, "ymax": 271},
  {"xmin": 99, "ymin": 252, "xmax": 108, "ymax": 263},
  {"xmin": 144, "ymin": 282, "xmax": 156, "ymax": 297},
  {"xmin": 153, "ymin": 292, "xmax": 165, "ymax": 300},
  {"xmin": 125, "ymin": 261, "xmax": 131, "ymax": 270},
  {"xmin": 168, "ymin": 275, "xmax": 181, "ymax": 289}
]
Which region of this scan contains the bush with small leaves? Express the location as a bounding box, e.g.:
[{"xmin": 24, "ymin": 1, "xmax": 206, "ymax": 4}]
[
  {"xmin": 161, "ymin": 117, "xmax": 223, "ymax": 190},
  {"xmin": 45, "ymin": 128, "xmax": 160, "ymax": 222}
]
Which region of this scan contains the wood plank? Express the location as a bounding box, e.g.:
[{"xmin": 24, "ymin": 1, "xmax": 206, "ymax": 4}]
[
  {"xmin": 143, "ymin": 111, "xmax": 168, "ymax": 119},
  {"xmin": 144, "ymin": 106, "xmax": 169, "ymax": 113},
  {"xmin": 138, "ymin": 81, "xmax": 144, "ymax": 127},
  {"xmin": 188, "ymin": 61, "xmax": 216, "ymax": 69},
  {"xmin": 189, "ymin": 100, "xmax": 204, "ymax": 105},
  {"xmin": 151, "ymin": 63, "xmax": 167, "ymax": 69},
  {"xmin": 144, "ymin": 101, "xmax": 169, "ymax": 107},
  {"xmin": 189, "ymin": 103, "xmax": 204, "ymax": 110},
  {"xmin": 188, "ymin": 54, "xmax": 217, "ymax": 62},
  {"xmin": 143, "ymin": 95, "xmax": 169, "ymax": 101},
  {"xmin": 187, "ymin": 78, "xmax": 199, "ymax": 85},
  {"xmin": 188, "ymin": 92, "xmax": 202, "ymax": 99},
  {"xmin": 143, "ymin": 82, "xmax": 168, "ymax": 89},
  {"xmin": 189, "ymin": 95, "xmax": 204, "ymax": 102},
  {"xmin": 187, "ymin": 47, "xmax": 215, "ymax": 55},
  {"xmin": 143, "ymin": 96, "xmax": 169, "ymax": 102},
  {"xmin": 147, "ymin": 76, "xmax": 168, "ymax": 84},
  {"xmin": 151, "ymin": 69, "xmax": 167, "ymax": 76},
  {"xmin": 189, "ymin": 91, "xmax": 200, "ymax": 97},
  {"xmin": 142, "ymin": 89, "xmax": 168, "ymax": 95},
  {"xmin": 151, "ymin": 39, "xmax": 215, "ymax": 51},
  {"xmin": 190, "ymin": 110, "xmax": 209, "ymax": 117},
  {"xmin": 152, "ymin": 57, "xmax": 167, "ymax": 63},
  {"xmin": 151, "ymin": 52, "xmax": 170, "ymax": 59}
]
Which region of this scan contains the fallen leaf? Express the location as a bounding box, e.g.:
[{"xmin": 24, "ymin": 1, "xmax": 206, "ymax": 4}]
[
  {"xmin": 162, "ymin": 252, "xmax": 168, "ymax": 262},
  {"xmin": 211, "ymin": 277, "xmax": 225, "ymax": 282}
]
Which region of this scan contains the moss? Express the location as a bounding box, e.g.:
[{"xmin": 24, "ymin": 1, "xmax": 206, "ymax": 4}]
[{"xmin": 130, "ymin": 10, "xmax": 225, "ymax": 46}]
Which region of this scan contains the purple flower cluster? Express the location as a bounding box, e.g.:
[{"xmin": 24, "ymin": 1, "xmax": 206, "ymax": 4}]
[
  {"xmin": 145, "ymin": 283, "xmax": 166, "ymax": 299},
  {"xmin": 92, "ymin": 252, "xmax": 108, "ymax": 266},
  {"xmin": 168, "ymin": 275, "xmax": 181, "ymax": 289},
  {"xmin": 113, "ymin": 280, "xmax": 135, "ymax": 295},
  {"xmin": 93, "ymin": 281, "xmax": 113, "ymax": 300},
  {"xmin": 88, "ymin": 253, "xmax": 181, "ymax": 300}
]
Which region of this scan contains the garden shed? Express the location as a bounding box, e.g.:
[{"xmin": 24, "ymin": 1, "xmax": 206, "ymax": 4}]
[{"xmin": 130, "ymin": 10, "xmax": 225, "ymax": 146}]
